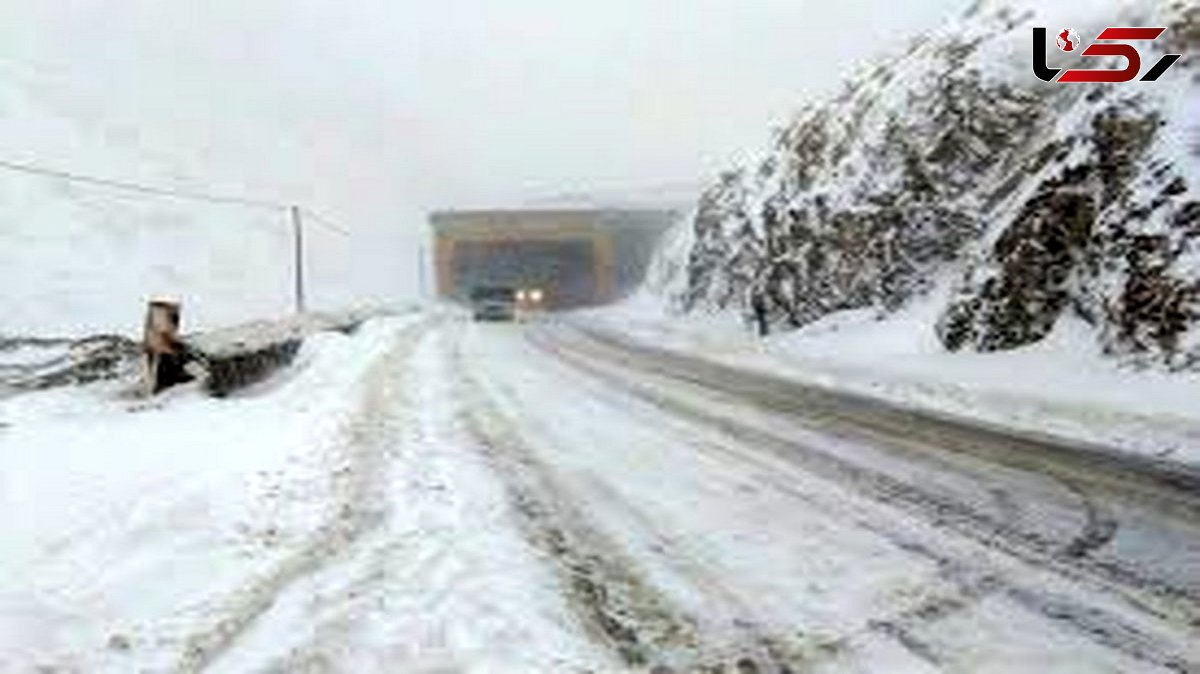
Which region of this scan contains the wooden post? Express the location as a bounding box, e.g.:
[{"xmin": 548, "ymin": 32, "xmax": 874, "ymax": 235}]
[
  {"xmin": 417, "ymin": 243, "xmax": 428, "ymax": 300},
  {"xmin": 434, "ymin": 235, "xmax": 455, "ymax": 299},
  {"xmin": 291, "ymin": 205, "xmax": 306, "ymax": 313},
  {"xmin": 142, "ymin": 299, "xmax": 184, "ymax": 396}
]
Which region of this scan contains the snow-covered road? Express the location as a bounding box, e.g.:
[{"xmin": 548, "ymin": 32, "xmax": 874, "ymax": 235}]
[{"xmin": 2, "ymin": 314, "xmax": 1198, "ymax": 672}]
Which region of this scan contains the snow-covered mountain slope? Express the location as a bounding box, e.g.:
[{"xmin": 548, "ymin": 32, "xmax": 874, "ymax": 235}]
[
  {"xmin": 665, "ymin": 0, "xmax": 1200, "ymax": 369},
  {"xmin": 0, "ymin": 59, "xmax": 348, "ymax": 337}
]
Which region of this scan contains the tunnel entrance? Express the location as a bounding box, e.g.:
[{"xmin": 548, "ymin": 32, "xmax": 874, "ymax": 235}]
[
  {"xmin": 451, "ymin": 239, "xmax": 597, "ymax": 309},
  {"xmin": 430, "ymin": 209, "xmax": 675, "ymax": 310}
]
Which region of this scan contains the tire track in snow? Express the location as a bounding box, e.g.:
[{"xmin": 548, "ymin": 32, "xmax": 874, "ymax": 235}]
[
  {"xmin": 1059, "ymin": 479, "xmax": 1121, "ymax": 560},
  {"xmin": 171, "ymin": 319, "xmax": 429, "ymax": 673},
  {"xmin": 541, "ymin": 329, "xmax": 1101, "ymax": 553},
  {"xmin": 530, "ymin": 326, "xmax": 1200, "ymax": 672},
  {"xmin": 540, "ymin": 325, "xmax": 1200, "ymax": 610},
  {"xmin": 523, "ymin": 329, "xmax": 1017, "ymax": 668},
  {"xmin": 565, "ymin": 470, "xmax": 850, "ymax": 672},
  {"xmin": 448, "ymin": 327, "xmax": 793, "ymax": 673},
  {"xmin": 253, "ymin": 319, "xmax": 594, "ymax": 672}
]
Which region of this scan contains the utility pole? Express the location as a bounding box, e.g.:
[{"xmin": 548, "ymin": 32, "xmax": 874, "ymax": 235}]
[
  {"xmin": 290, "ymin": 205, "xmax": 306, "ymax": 313},
  {"xmin": 417, "ymin": 243, "xmax": 428, "ymax": 300}
]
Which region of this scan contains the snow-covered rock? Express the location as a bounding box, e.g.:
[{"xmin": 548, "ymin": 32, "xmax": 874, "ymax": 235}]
[{"xmin": 672, "ymin": 0, "xmax": 1200, "ymax": 369}]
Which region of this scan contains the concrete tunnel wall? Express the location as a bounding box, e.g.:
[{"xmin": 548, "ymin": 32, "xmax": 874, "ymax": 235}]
[{"xmin": 429, "ymin": 209, "xmax": 675, "ymax": 309}]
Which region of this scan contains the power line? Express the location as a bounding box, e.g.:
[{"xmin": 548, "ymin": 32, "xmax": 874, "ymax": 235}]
[
  {"xmin": 0, "ymin": 152, "xmax": 354, "ymax": 315},
  {"xmin": 0, "ymin": 157, "xmax": 290, "ymax": 211},
  {"xmin": 0, "ymin": 156, "xmax": 354, "ymax": 236},
  {"xmin": 299, "ymin": 208, "xmax": 352, "ymax": 236}
]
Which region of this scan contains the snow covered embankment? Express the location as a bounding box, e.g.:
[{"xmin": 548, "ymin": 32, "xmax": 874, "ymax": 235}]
[
  {"xmin": 0, "ymin": 312, "xmax": 612, "ymax": 672},
  {"xmin": 0, "ymin": 316, "xmax": 417, "ymax": 670},
  {"xmin": 0, "ymin": 308, "xmax": 401, "ymax": 400}
]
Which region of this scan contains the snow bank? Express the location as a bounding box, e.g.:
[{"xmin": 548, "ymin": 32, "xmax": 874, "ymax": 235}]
[
  {"xmin": 0, "ymin": 314, "xmax": 420, "ymax": 671},
  {"xmin": 585, "ymin": 295, "xmax": 1200, "ymax": 467}
]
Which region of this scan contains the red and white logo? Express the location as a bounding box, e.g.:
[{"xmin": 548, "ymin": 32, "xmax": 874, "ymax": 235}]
[
  {"xmin": 1056, "ymin": 28, "xmax": 1081, "ymax": 52},
  {"xmin": 1033, "ymin": 27, "xmax": 1183, "ymax": 83}
]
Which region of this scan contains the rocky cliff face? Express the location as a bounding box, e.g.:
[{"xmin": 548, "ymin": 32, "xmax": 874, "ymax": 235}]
[{"xmin": 674, "ymin": 0, "xmax": 1200, "ymax": 369}]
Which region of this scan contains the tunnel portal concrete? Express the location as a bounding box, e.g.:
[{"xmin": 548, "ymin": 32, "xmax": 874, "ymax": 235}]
[{"xmin": 430, "ymin": 209, "xmax": 674, "ymax": 310}]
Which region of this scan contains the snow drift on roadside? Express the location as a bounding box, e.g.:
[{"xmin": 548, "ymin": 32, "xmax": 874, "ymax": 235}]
[{"xmin": 0, "ymin": 316, "xmax": 418, "ymax": 670}]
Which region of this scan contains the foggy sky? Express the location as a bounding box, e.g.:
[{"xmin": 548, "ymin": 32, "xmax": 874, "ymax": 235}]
[{"xmin": 0, "ymin": 0, "xmax": 966, "ymax": 298}]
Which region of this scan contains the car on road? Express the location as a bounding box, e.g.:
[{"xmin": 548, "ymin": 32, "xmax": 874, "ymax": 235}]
[
  {"xmin": 515, "ymin": 287, "xmax": 547, "ymax": 318},
  {"xmin": 470, "ymin": 285, "xmax": 517, "ymax": 321}
]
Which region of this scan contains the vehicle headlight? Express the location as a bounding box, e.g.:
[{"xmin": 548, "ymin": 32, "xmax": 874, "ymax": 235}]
[
  {"xmin": 516, "ymin": 289, "xmax": 527, "ymax": 302},
  {"xmin": 530, "ymin": 288, "xmax": 544, "ymax": 303}
]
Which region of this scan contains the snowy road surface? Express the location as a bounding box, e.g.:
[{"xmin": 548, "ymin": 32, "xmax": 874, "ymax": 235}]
[{"xmin": 2, "ymin": 314, "xmax": 1199, "ymax": 672}]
